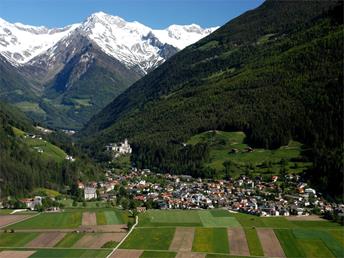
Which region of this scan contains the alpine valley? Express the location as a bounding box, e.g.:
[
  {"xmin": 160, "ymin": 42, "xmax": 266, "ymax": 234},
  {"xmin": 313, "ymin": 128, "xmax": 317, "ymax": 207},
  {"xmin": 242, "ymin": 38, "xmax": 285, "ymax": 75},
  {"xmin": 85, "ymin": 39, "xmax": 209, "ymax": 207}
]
[{"xmin": 0, "ymin": 12, "xmax": 217, "ymax": 129}]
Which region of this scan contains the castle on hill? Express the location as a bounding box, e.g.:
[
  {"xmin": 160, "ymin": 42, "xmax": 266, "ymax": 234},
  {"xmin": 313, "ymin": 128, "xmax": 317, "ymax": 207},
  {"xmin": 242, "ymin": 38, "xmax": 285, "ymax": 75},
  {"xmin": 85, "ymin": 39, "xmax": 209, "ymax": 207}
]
[{"xmin": 106, "ymin": 139, "xmax": 132, "ymax": 157}]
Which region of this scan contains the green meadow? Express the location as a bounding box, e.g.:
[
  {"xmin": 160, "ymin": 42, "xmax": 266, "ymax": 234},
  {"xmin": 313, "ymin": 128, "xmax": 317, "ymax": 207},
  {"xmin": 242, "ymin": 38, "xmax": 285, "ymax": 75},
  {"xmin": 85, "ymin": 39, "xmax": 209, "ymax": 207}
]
[
  {"xmin": 0, "ymin": 232, "xmax": 39, "ymax": 247},
  {"xmin": 7, "ymin": 212, "xmax": 82, "ymax": 229},
  {"xmin": 187, "ymin": 130, "xmax": 311, "ymax": 175},
  {"xmin": 120, "ymin": 228, "xmax": 175, "ymax": 250}
]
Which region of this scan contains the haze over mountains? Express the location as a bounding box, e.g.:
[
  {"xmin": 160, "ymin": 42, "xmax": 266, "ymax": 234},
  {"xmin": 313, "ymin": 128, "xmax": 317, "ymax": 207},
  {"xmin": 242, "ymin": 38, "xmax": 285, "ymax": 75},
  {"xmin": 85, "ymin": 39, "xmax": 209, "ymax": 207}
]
[{"xmin": 0, "ymin": 12, "xmax": 217, "ymax": 129}]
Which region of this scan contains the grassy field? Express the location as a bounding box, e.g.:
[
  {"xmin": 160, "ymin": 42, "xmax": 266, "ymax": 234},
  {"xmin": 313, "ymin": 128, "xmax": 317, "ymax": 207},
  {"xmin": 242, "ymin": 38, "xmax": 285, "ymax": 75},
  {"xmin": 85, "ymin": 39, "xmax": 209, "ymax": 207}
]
[
  {"xmin": 96, "ymin": 211, "xmax": 107, "ymax": 225},
  {"xmin": 96, "ymin": 210, "xmax": 124, "ymax": 225},
  {"xmin": 243, "ymin": 228, "xmax": 264, "ymax": 256},
  {"xmin": 187, "ymin": 130, "xmax": 311, "ymax": 175},
  {"xmin": 0, "ymin": 209, "xmax": 15, "ymax": 215},
  {"xmin": 12, "ymin": 127, "xmax": 67, "ymax": 162},
  {"xmin": 298, "ymin": 239, "xmax": 335, "ymax": 258},
  {"xmin": 29, "ymin": 249, "xmax": 111, "ymax": 258},
  {"xmin": 139, "ymin": 210, "xmax": 202, "ymax": 227},
  {"xmin": 192, "ymin": 227, "xmax": 229, "ymax": 253},
  {"xmin": 101, "ymin": 241, "xmax": 118, "ymax": 248},
  {"xmin": 7, "ymin": 212, "xmax": 82, "ymax": 229},
  {"xmin": 140, "ymin": 251, "xmax": 176, "ymax": 258},
  {"xmin": 275, "ymin": 229, "xmax": 306, "ymax": 258},
  {"xmin": 0, "ymin": 232, "xmax": 39, "ymax": 247},
  {"xmin": 33, "ymin": 188, "xmax": 61, "ymax": 198},
  {"xmin": 121, "ymin": 228, "xmax": 175, "ymax": 250},
  {"xmin": 54, "ymin": 233, "xmax": 85, "ymax": 248},
  {"xmin": 138, "ymin": 209, "xmax": 240, "ymax": 227}
]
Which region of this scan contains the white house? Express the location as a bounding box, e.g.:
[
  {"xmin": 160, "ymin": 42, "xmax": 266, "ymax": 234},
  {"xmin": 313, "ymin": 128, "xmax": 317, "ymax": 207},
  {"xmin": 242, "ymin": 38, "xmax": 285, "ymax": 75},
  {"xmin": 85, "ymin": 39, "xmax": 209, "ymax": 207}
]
[
  {"xmin": 84, "ymin": 187, "xmax": 97, "ymax": 200},
  {"xmin": 106, "ymin": 139, "xmax": 132, "ymax": 157}
]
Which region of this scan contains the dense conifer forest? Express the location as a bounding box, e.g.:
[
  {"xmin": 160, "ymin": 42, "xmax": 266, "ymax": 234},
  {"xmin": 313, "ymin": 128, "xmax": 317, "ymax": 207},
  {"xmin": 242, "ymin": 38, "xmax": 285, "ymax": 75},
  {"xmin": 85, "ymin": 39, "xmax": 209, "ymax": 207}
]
[
  {"xmin": 0, "ymin": 102, "xmax": 103, "ymax": 196},
  {"xmin": 81, "ymin": 1, "xmax": 343, "ymax": 199}
]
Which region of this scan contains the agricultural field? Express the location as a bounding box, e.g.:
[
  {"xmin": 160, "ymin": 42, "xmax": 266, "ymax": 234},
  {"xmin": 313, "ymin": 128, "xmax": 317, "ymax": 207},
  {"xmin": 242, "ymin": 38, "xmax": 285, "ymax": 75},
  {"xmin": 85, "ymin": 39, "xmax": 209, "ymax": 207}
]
[
  {"xmin": 121, "ymin": 228, "xmax": 175, "ymax": 250},
  {"xmin": 138, "ymin": 209, "xmax": 240, "ymax": 227},
  {"xmin": 119, "ymin": 209, "xmax": 344, "ymax": 258},
  {"xmin": 187, "ymin": 130, "xmax": 311, "ymax": 176},
  {"xmin": 6, "ymin": 211, "xmax": 82, "ymax": 229},
  {"xmin": 0, "ymin": 232, "xmax": 39, "ymax": 247}
]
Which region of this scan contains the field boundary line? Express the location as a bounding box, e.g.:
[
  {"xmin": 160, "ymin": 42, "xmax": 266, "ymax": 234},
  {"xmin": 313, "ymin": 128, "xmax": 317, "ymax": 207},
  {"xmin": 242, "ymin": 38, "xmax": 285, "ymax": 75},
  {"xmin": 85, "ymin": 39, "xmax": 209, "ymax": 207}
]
[
  {"xmin": 0, "ymin": 212, "xmax": 41, "ymax": 229},
  {"xmin": 106, "ymin": 215, "xmax": 138, "ymax": 258}
]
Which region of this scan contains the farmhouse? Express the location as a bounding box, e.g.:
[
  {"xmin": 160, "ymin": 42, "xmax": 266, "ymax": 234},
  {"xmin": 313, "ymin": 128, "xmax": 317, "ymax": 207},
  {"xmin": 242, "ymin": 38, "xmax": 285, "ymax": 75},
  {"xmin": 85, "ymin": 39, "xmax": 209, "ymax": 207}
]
[{"xmin": 84, "ymin": 187, "xmax": 97, "ymax": 200}]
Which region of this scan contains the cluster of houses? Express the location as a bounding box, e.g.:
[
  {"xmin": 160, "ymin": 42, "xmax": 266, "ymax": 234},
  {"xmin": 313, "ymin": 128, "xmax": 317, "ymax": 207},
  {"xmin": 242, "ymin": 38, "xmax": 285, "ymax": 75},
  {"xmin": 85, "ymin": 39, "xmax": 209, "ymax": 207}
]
[{"xmin": 97, "ymin": 168, "xmax": 339, "ymax": 217}]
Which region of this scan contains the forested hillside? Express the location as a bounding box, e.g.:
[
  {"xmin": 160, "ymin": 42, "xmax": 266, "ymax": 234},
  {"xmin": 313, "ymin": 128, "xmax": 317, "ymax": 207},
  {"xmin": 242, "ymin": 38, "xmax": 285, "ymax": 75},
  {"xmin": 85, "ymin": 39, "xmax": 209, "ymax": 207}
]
[
  {"xmin": 81, "ymin": 1, "xmax": 343, "ymax": 199},
  {"xmin": 0, "ymin": 102, "xmax": 103, "ymax": 196}
]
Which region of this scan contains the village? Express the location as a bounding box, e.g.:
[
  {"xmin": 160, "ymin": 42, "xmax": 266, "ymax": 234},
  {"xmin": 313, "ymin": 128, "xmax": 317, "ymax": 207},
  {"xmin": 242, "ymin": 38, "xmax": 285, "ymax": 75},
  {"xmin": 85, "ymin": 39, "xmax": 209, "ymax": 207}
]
[{"xmin": 2, "ymin": 139, "xmax": 342, "ymax": 222}]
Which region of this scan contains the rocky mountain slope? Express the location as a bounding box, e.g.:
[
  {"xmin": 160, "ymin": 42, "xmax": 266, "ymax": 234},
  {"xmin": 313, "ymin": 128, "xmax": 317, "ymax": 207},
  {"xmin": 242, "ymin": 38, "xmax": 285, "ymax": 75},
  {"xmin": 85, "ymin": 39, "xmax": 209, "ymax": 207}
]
[{"xmin": 0, "ymin": 12, "xmax": 217, "ymax": 129}]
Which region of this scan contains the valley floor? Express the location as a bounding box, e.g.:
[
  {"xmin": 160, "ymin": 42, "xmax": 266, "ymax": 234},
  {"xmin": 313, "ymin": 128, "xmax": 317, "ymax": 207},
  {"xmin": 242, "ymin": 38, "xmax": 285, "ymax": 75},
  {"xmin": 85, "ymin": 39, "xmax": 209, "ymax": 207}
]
[{"xmin": 0, "ymin": 208, "xmax": 343, "ymax": 258}]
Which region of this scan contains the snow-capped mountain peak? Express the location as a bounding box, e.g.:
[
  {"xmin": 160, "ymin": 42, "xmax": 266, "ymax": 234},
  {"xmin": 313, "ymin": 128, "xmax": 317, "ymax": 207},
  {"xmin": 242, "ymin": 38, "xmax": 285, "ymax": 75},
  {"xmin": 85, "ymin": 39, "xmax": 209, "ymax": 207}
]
[{"xmin": 0, "ymin": 13, "xmax": 218, "ymax": 72}]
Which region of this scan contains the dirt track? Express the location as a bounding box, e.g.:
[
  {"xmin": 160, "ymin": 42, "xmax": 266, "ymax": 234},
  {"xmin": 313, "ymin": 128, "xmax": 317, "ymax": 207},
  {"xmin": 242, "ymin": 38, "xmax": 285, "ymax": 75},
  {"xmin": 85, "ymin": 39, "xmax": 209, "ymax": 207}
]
[
  {"xmin": 0, "ymin": 215, "xmax": 32, "ymax": 228},
  {"xmin": 109, "ymin": 249, "xmax": 143, "ymax": 258},
  {"xmin": 228, "ymin": 227, "xmax": 250, "ymax": 256},
  {"xmin": 74, "ymin": 233, "xmax": 126, "ymax": 248},
  {"xmin": 82, "ymin": 212, "xmax": 97, "ymax": 226},
  {"xmin": 169, "ymin": 227, "xmax": 195, "ymax": 252},
  {"xmin": 0, "ymin": 251, "xmax": 36, "ymax": 258},
  {"xmin": 257, "ymin": 228, "xmax": 285, "ymax": 258},
  {"xmin": 26, "ymin": 232, "xmax": 66, "ymax": 247}
]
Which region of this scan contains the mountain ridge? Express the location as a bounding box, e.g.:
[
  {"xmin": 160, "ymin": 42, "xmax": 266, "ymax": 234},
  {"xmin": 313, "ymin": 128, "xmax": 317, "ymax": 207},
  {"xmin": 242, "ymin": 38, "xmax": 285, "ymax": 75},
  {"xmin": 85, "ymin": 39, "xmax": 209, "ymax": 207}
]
[{"xmin": 0, "ymin": 12, "xmax": 217, "ymax": 129}]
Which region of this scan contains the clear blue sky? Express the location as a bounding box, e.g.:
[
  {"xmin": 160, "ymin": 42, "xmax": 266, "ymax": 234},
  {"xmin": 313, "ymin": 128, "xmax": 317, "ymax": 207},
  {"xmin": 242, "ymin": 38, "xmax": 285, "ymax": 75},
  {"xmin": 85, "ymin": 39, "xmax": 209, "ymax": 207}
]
[{"xmin": 0, "ymin": 0, "xmax": 264, "ymax": 29}]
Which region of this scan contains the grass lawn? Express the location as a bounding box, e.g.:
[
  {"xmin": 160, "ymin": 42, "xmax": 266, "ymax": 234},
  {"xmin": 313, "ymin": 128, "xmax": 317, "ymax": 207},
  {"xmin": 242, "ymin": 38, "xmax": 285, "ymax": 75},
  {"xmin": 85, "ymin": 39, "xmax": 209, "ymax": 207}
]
[
  {"xmin": 274, "ymin": 229, "xmax": 306, "ymax": 258},
  {"xmin": 8, "ymin": 212, "xmax": 82, "ymax": 229},
  {"xmin": 243, "ymin": 228, "xmax": 264, "ymax": 256},
  {"xmin": 121, "ymin": 228, "xmax": 175, "ymax": 250},
  {"xmin": 192, "ymin": 228, "xmax": 229, "ymax": 253},
  {"xmin": 29, "ymin": 249, "xmax": 110, "ymax": 258},
  {"xmin": 140, "ymin": 251, "xmax": 176, "ymax": 258},
  {"xmin": 0, "ymin": 232, "xmax": 39, "ymax": 247},
  {"xmin": 298, "ymin": 239, "xmax": 335, "ymax": 258},
  {"xmin": 54, "ymin": 233, "xmax": 85, "ymax": 247}
]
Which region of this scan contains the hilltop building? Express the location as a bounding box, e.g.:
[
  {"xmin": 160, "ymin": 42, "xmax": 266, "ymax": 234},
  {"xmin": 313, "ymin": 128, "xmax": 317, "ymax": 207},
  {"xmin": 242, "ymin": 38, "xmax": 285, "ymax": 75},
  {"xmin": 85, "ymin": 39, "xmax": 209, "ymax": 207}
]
[{"xmin": 106, "ymin": 139, "xmax": 132, "ymax": 158}]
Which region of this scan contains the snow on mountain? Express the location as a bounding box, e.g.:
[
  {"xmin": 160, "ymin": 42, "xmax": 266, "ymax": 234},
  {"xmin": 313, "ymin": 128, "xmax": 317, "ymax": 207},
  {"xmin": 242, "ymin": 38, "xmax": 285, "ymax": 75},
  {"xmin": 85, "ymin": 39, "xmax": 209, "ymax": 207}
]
[
  {"xmin": 0, "ymin": 17, "xmax": 79, "ymax": 65},
  {"xmin": 0, "ymin": 12, "xmax": 218, "ymax": 72},
  {"xmin": 153, "ymin": 24, "xmax": 218, "ymax": 50}
]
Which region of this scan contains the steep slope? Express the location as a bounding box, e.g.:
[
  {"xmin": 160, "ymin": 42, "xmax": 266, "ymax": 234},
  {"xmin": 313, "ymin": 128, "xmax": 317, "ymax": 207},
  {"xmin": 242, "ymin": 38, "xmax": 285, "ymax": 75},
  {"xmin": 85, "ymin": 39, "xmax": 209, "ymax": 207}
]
[
  {"xmin": 0, "ymin": 101, "xmax": 104, "ymax": 196},
  {"xmin": 0, "ymin": 13, "xmax": 216, "ymax": 129},
  {"xmin": 0, "ymin": 54, "xmax": 39, "ymax": 102},
  {"xmin": 81, "ymin": 1, "xmax": 343, "ymax": 197}
]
